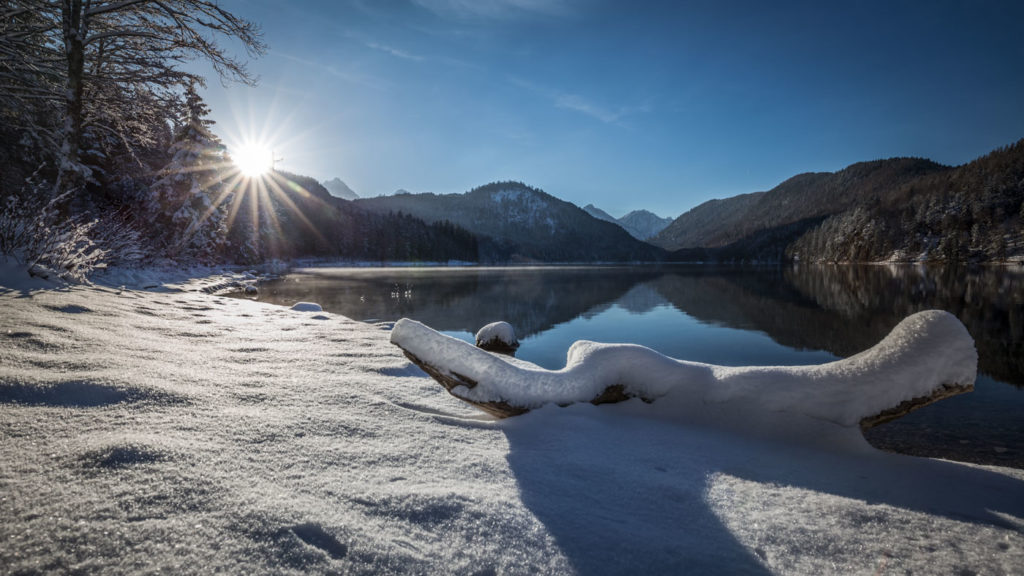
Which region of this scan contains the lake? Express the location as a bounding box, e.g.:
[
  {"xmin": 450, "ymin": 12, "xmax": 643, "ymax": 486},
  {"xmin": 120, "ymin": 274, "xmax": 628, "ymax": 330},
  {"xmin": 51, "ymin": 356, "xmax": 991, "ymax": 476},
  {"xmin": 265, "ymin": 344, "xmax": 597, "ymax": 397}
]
[{"xmin": 235, "ymin": 264, "xmax": 1024, "ymax": 468}]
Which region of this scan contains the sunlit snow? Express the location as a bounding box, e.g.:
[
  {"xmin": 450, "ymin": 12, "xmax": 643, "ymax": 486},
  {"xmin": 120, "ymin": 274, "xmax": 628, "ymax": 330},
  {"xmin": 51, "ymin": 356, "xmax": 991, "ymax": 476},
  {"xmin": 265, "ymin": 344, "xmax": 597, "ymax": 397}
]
[{"xmin": 1, "ymin": 266, "xmax": 1021, "ymax": 574}]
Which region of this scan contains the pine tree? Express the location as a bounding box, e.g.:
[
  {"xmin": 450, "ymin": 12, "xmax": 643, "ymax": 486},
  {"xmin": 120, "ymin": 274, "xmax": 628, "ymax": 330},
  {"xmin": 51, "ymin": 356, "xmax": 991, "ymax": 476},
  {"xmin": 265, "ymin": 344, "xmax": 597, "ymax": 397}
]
[{"xmin": 146, "ymin": 83, "xmax": 227, "ymax": 262}]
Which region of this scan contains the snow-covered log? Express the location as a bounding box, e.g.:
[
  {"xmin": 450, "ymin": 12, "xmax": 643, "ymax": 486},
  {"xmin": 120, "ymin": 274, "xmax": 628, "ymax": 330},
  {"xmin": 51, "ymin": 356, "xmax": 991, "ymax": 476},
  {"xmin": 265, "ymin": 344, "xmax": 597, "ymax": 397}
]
[{"xmin": 390, "ymin": 310, "xmax": 977, "ymax": 427}]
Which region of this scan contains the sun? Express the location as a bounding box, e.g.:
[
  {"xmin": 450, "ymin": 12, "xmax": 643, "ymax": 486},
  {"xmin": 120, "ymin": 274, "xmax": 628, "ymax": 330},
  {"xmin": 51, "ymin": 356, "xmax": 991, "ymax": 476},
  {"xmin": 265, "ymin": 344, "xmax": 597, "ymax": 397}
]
[{"xmin": 233, "ymin": 143, "xmax": 273, "ymax": 177}]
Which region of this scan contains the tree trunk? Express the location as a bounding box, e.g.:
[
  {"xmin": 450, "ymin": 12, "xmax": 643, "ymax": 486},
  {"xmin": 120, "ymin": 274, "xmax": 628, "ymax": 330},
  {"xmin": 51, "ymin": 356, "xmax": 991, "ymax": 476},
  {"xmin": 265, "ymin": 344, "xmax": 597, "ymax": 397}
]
[{"xmin": 56, "ymin": 0, "xmax": 87, "ymax": 204}]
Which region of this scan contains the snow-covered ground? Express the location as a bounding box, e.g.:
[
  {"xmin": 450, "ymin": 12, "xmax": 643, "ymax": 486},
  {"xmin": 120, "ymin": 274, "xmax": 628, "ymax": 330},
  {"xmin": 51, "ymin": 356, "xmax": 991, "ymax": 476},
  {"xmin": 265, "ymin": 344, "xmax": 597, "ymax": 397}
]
[{"xmin": 1, "ymin": 265, "xmax": 1022, "ymax": 574}]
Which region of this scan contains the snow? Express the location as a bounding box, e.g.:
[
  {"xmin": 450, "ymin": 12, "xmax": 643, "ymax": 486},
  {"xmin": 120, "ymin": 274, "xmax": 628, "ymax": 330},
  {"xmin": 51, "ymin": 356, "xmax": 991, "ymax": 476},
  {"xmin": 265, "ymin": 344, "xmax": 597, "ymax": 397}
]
[
  {"xmin": 0, "ymin": 257, "xmax": 62, "ymax": 293},
  {"xmin": 475, "ymin": 321, "xmax": 518, "ymax": 348},
  {"xmin": 391, "ymin": 310, "xmax": 977, "ymax": 435},
  {"xmin": 290, "ymin": 301, "xmax": 323, "ymax": 312},
  {"xmin": 1, "ymin": 271, "xmax": 1022, "ymax": 574}
]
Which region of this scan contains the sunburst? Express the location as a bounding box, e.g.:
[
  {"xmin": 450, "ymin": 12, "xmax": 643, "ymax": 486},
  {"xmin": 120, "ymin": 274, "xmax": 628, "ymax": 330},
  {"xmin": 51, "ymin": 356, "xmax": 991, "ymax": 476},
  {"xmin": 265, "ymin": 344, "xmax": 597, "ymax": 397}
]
[{"xmin": 232, "ymin": 142, "xmax": 273, "ymax": 177}]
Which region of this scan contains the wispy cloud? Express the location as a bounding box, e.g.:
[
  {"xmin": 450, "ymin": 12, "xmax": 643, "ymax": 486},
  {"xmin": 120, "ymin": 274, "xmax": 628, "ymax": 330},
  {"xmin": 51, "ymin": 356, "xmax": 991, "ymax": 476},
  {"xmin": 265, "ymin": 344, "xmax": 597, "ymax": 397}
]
[
  {"xmin": 510, "ymin": 77, "xmax": 651, "ymax": 126},
  {"xmin": 365, "ymin": 42, "xmax": 425, "ymax": 62},
  {"xmin": 411, "ymin": 0, "xmax": 580, "ymax": 20},
  {"xmin": 272, "ymin": 50, "xmax": 388, "ymax": 91}
]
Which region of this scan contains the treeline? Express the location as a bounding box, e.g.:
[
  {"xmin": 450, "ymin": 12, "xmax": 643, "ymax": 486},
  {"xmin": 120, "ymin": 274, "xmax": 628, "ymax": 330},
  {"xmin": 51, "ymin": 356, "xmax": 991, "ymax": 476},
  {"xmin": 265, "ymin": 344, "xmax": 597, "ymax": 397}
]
[
  {"xmin": 356, "ymin": 180, "xmax": 666, "ymax": 263},
  {"xmin": 658, "ymin": 140, "xmax": 1024, "ymax": 264},
  {"xmin": 228, "ymin": 171, "xmax": 486, "ymax": 264},
  {"xmin": 790, "ymin": 140, "xmax": 1024, "ymax": 263}
]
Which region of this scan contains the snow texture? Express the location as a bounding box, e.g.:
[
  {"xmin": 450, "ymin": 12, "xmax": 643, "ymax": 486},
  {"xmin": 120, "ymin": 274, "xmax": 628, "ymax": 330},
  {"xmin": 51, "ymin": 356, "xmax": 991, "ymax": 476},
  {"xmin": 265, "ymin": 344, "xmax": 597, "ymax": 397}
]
[
  {"xmin": 475, "ymin": 321, "xmax": 518, "ymax": 348},
  {"xmin": 1, "ymin": 271, "xmax": 1021, "ymax": 575},
  {"xmin": 290, "ymin": 301, "xmax": 324, "ymax": 312},
  {"xmin": 392, "ymin": 310, "xmax": 977, "ymax": 431}
]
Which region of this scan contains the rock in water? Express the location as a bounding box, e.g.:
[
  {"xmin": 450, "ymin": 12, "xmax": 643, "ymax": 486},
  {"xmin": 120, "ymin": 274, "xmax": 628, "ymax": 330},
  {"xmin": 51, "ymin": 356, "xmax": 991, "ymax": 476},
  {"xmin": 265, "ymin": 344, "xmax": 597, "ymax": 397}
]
[{"xmin": 475, "ymin": 321, "xmax": 519, "ymax": 356}]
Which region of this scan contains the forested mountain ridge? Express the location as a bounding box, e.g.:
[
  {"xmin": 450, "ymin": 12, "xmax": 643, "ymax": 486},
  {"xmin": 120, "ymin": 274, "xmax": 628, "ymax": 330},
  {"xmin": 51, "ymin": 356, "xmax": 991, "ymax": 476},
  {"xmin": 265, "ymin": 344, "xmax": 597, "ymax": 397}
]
[
  {"xmin": 790, "ymin": 140, "xmax": 1024, "ymax": 263},
  {"xmin": 653, "ymin": 157, "xmax": 946, "ymax": 252},
  {"xmin": 226, "ymin": 171, "xmax": 481, "ymax": 263},
  {"xmin": 355, "ymin": 181, "xmax": 665, "ymax": 262},
  {"xmin": 653, "ymin": 140, "xmax": 1024, "ymax": 263}
]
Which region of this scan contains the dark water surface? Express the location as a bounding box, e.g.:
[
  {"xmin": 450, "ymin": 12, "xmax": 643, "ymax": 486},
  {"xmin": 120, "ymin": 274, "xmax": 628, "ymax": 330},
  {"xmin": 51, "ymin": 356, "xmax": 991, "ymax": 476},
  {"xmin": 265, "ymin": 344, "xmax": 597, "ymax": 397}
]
[{"xmin": 237, "ymin": 265, "xmax": 1024, "ymax": 468}]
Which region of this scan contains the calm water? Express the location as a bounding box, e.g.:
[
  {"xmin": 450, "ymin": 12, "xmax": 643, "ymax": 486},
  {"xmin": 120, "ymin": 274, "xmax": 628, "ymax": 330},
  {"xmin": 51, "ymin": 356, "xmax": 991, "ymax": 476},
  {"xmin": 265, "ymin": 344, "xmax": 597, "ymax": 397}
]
[{"xmin": 237, "ymin": 265, "xmax": 1024, "ymax": 468}]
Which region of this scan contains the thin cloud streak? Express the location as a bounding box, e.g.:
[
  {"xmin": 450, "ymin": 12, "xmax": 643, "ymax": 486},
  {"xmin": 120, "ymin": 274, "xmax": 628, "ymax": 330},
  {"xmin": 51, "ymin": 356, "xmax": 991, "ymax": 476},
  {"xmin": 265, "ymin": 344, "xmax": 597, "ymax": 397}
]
[
  {"xmin": 510, "ymin": 77, "xmax": 651, "ymax": 126},
  {"xmin": 365, "ymin": 42, "xmax": 425, "ymax": 62},
  {"xmin": 411, "ymin": 0, "xmax": 580, "ymax": 20},
  {"xmin": 272, "ymin": 50, "xmax": 389, "ymax": 91}
]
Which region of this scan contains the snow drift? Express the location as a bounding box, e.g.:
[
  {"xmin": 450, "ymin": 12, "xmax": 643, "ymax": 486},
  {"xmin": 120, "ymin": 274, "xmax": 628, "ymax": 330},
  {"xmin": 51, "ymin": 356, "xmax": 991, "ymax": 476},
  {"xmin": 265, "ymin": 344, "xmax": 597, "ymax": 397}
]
[{"xmin": 391, "ymin": 310, "xmax": 978, "ymax": 430}]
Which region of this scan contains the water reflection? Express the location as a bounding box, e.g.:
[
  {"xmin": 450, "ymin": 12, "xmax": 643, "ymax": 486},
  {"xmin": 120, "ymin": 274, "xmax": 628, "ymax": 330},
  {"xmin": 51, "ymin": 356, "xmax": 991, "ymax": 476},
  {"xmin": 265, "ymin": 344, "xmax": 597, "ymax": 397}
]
[
  {"xmin": 251, "ymin": 264, "xmax": 1024, "ymax": 385},
  {"xmin": 253, "ymin": 266, "xmax": 663, "ymax": 339},
  {"xmin": 243, "ymin": 264, "xmax": 1024, "ymax": 467}
]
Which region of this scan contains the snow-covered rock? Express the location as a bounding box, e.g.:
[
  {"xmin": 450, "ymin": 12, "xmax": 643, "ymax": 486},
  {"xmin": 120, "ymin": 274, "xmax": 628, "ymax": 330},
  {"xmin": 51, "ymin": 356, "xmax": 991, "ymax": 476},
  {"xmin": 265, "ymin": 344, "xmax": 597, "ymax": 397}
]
[
  {"xmin": 474, "ymin": 321, "xmax": 519, "ymax": 355},
  {"xmin": 290, "ymin": 301, "xmax": 323, "ymax": 312}
]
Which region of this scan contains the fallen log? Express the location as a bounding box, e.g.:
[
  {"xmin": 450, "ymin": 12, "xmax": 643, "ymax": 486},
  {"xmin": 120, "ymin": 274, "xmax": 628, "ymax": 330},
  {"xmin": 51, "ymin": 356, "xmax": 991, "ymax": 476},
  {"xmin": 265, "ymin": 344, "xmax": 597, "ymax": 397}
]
[{"xmin": 390, "ymin": 310, "xmax": 977, "ymax": 429}]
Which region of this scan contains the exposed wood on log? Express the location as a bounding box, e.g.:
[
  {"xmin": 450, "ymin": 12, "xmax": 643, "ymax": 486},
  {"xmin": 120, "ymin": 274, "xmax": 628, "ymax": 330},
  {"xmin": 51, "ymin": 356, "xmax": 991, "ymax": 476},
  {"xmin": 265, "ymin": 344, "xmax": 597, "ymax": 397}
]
[{"xmin": 859, "ymin": 382, "xmax": 974, "ymax": 429}]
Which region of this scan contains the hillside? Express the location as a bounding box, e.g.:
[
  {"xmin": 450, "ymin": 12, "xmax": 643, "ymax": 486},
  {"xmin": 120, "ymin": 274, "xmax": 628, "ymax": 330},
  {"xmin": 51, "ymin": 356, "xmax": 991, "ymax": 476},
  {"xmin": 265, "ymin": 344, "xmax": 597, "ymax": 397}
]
[
  {"xmin": 653, "ymin": 158, "xmax": 946, "ymax": 253},
  {"xmin": 226, "ymin": 171, "xmax": 480, "ymax": 263},
  {"xmin": 790, "ymin": 139, "xmax": 1024, "ymax": 263},
  {"xmin": 354, "ymin": 181, "xmax": 665, "ymax": 262},
  {"xmin": 582, "ymin": 204, "xmax": 617, "ymax": 223}
]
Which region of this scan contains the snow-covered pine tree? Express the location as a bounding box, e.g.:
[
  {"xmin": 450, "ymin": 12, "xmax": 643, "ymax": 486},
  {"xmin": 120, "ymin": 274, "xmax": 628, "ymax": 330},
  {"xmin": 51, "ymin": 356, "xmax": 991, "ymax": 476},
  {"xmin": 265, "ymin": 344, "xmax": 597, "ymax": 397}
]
[
  {"xmin": 0, "ymin": 0, "xmax": 265, "ymax": 205},
  {"xmin": 147, "ymin": 83, "xmax": 227, "ymax": 262}
]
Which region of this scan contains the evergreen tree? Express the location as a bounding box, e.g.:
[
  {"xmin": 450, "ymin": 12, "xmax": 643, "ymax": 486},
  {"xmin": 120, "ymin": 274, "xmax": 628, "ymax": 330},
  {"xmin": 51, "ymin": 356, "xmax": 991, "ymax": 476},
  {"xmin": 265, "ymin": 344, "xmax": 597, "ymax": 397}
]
[{"xmin": 146, "ymin": 83, "xmax": 227, "ymax": 262}]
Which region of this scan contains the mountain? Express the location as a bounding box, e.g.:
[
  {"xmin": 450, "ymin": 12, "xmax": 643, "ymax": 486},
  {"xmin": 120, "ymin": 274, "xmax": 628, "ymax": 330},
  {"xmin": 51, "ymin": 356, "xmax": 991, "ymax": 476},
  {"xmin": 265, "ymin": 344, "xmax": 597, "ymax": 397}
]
[
  {"xmin": 582, "ymin": 204, "xmax": 617, "ymax": 223},
  {"xmin": 790, "ymin": 139, "xmax": 1024, "ymax": 263},
  {"xmin": 651, "ymin": 138, "xmax": 1024, "ymax": 263},
  {"xmin": 583, "ymin": 204, "xmax": 673, "ymax": 240},
  {"xmin": 321, "ymin": 177, "xmax": 359, "ymax": 200},
  {"xmin": 652, "ymin": 157, "xmax": 947, "ymax": 258},
  {"xmin": 618, "ymin": 209, "xmax": 673, "ymax": 240},
  {"xmin": 354, "ymin": 181, "xmax": 665, "ymax": 263},
  {"xmin": 226, "ymin": 171, "xmax": 479, "ymax": 263}
]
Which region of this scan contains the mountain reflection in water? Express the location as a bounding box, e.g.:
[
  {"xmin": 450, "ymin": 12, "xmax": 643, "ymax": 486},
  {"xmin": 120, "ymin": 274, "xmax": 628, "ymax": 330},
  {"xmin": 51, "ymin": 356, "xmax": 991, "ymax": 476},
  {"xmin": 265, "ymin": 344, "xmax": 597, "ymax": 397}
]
[{"xmin": 241, "ymin": 264, "xmax": 1024, "ymax": 468}]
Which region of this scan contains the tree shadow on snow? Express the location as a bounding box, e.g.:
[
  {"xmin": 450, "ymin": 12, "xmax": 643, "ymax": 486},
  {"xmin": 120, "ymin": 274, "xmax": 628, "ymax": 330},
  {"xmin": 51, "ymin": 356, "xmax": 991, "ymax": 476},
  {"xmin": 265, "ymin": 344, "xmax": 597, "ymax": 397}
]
[{"xmin": 500, "ymin": 404, "xmax": 1024, "ymax": 575}]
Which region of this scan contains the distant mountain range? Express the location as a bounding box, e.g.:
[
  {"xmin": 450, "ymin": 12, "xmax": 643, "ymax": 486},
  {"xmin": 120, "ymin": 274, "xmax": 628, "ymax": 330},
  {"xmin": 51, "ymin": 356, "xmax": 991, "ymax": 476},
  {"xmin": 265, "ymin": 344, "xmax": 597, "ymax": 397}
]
[
  {"xmin": 322, "ymin": 178, "xmax": 359, "ymax": 200},
  {"xmin": 277, "ymin": 138, "xmax": 1022, "ymax": 264},
  {"xmin": 651, "ymin": 158, "xmax": 945, "ymax": 253},
  {"xmin": 354, "ymin": 181, "xmax": 664, "ymax": 262},
  {"xmin": 652, "ymin": 138, "xmax": 1024, "ymax": 263},
  {"xmin": 582, "ymin": 205, "xmax": 673, "ymax": 240}
]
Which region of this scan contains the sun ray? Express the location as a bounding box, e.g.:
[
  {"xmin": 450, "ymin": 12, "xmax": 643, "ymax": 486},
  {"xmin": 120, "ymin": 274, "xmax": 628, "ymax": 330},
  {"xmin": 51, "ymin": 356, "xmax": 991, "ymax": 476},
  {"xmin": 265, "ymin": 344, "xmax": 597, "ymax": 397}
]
[{"xmin": 264, "ymin": 172, "xmax": 332, "ymax": 249}]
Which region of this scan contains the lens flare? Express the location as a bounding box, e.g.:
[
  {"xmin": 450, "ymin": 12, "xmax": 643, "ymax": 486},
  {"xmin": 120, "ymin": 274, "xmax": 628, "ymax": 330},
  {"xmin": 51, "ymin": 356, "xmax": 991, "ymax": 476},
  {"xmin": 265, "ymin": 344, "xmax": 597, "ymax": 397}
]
[{"xmin": 233, "ymin": 143, "xmax": 273, "ymax": 177}]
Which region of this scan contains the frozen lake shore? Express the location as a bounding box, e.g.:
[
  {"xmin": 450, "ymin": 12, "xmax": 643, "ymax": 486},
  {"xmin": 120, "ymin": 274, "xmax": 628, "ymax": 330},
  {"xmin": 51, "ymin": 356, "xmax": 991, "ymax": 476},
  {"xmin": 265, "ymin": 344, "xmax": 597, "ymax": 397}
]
[{"xmin": 1, "ymin": 268, "xmax": 1022, "ymax": 574}]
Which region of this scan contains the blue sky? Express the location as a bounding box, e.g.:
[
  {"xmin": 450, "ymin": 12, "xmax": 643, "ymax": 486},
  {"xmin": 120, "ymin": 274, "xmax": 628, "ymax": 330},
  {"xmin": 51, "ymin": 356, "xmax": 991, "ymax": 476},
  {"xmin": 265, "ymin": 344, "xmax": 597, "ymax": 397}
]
[{"xmin": 196, "ymin": 0, "xmax": 1024, "ymax": 218}]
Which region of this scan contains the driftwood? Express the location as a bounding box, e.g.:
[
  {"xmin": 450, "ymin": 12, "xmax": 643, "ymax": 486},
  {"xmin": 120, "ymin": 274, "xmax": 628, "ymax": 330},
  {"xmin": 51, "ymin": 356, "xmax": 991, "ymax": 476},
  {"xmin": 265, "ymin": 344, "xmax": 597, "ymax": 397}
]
[
  {"xmin": 392, "ymin": 312, "xmax": 978, "ymax": 427},
  {"xmin": 399, "ymin": 348, "xmax": 530, "ymax": 419},
  {"xmin": 396, "ymin": 342, "xmax": 971, "ymax": 426}
]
